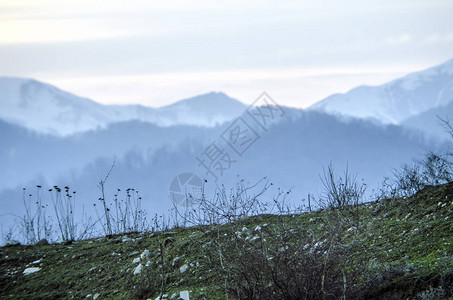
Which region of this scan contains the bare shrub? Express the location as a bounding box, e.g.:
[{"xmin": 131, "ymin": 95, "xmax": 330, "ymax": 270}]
[
  {"xmin": 180, "ymin": 177, "xmax": 271, "ymax": 226},
  {"xmin": 198, "ymin": 217, "xmax": 369, "ymax": 299},
  {"xmin": 319, "ymin": 164, "xmax": 367, "ymax": 229},
  {"xmin": 391, "ymin": 163, "xmax": 425, "ymax": 198},
  {"xmin": 420, "ymin": 151, "xmax": 453, "ymax": 186},
  {"xmin": 319, "ymin": 164, "xmax": 366, "ymax": 210},
  {"xmin": 181, "ymin": 172, "xmax": 371, "ymax": 299},
  {"xmin": 378, "ymin": 152, "xmax": 453, "ymax": 200}
]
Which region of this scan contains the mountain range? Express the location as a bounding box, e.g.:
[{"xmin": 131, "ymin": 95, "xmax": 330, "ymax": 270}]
[
  {"xmin": 0, "ymin": 77, "xmax": 246, "ymax": 136},
  {"xmin": 309, "ymin": 58, "xmax": 453, "ymax": 132},
  {"xmin": 2, "ymin": 58, "xmax": 453, "ymax": 139},
  {"xmin": 1, "ymin": 58, "xmax": 453, "ymax": 242}
]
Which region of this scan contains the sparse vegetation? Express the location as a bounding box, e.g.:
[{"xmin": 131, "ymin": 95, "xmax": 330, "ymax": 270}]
[
  {"xmin": 20, "ymin": 186, "xmax": 53, "ymax": 245},
  {"xmin": 50, "ymin": 186, "xmax": 77, "ymax": 242},
  {"xmin": 1, "ymin": 179, "xmax": 452, "ymax": 299},
  {"xmin": 2, "ymin": 139, "xmax": 453, "ymax": 299}
]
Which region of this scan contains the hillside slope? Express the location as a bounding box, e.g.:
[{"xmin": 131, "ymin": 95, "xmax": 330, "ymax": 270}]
[{"xmin": 1, "ymin": 182, "xmax": 452, "ymax": 299}]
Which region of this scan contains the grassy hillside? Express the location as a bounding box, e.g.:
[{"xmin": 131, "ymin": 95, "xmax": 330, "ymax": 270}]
[{"xmin": 1, "ymin": 182, "xmax": 452, "ymax": 299}]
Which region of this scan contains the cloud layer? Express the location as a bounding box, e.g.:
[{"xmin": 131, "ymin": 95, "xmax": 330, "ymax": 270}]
[{"xmin": 0, "ymin": 0, "xmax": 452, "ymax": 107}]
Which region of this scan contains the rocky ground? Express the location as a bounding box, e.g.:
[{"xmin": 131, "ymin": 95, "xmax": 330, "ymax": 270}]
[{"xmin": 1, "ymin": 183, "xmax": 453, "ymax": 299}]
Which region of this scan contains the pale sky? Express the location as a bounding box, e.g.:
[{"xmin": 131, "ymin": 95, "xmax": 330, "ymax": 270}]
[{"xmin": 0, "ymin": 0, "xmax": 452, "ymax": 108}]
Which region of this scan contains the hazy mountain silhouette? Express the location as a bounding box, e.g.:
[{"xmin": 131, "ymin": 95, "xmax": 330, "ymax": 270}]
[
  {"xmin": 0, "ymin": 110, "xmax": 441, "ymax": 228},
  {"xmin": 0, "ymin": 77, "xmax": 245, "ymax": 136}
]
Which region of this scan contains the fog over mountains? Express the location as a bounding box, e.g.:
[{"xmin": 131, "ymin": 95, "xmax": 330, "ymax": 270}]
[{"xmin": 1, "ymin": 59, "xmax": 453, "ymax": 234}]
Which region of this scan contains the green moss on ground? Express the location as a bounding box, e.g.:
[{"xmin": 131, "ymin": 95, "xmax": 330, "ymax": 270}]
[{"xmin": 1, "ymin": 183, "xmax": 452, "ymax": 299}]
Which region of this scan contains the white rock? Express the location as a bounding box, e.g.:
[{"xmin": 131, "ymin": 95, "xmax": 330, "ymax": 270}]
[
  {"xmin": 23, "ymin": 267, "xmax": 41, "ymax": 275},
  {"xmin": 242, "ymin": 227, "xmax": 248, "ymax": 232},
  {"xmin": 140, "ymin": 250, "xmax": 150, "ymax": 259},
  {"xmin": 279, "ymin": 245, "xmax": 289, "ymax": 252},
  {"xmin": 32, "ymin": 259, "xmax": 41, "ymax": 264},
  {"xmin": 128, "ymin": 251, "xmax": 140, "ymax": 257},
  {"xmin": 122, "ymin": 236, "xmax": 133, "ymax": 243},
  {"xmin": 180, "ymin": 290, "xmax": 190, "ymax": 300},
  {"xmin": 172, "ymin": 257, "xmax": 180, "ymax": 267},
  {"xmin": 254, "ymin": 226, "xmax": 261, "ymax": 231},
  {"xmin": 179, "ymin": 264, "xmax": 190, "ymax": 273},
  {"xmin": 132, "ymin": 257, "xmax": 140, "ymax": 264},
  {"xmin": 133, "ymin": 264, "xmax": 143, "ymax": 275},
  {"xmin": 250, "ymin": 236, "xmax": 260, "ymax": 242},
  {"xmin": 5, "ymin": 239, "xmax": 20, "ymax": 246},
  {"xmin": 93, "ymin": 293, "xmax": 100, "ymax": 300},
  {"xmin": 145, "ymin": 261, "xmax": 151, "ymax": 267}
]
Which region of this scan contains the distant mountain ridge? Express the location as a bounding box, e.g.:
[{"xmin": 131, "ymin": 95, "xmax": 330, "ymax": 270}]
[
  {"xmin": 0, "ymin": 77, "xmax": 246, "ymax": 136},
  {"xmin": 0, "ymin": 109, "xmax": 435, "ymax": 224},
  {"xmin": 309, "ymin": 58, "xmax": 453, "ymax": 125},
  {"xmin": 3, "ymin": 58, "xmax": 453, "ymax": 137},
  {"xmin": 1, "ymin": 67, "xmax": 450, "ymax": 238}
]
